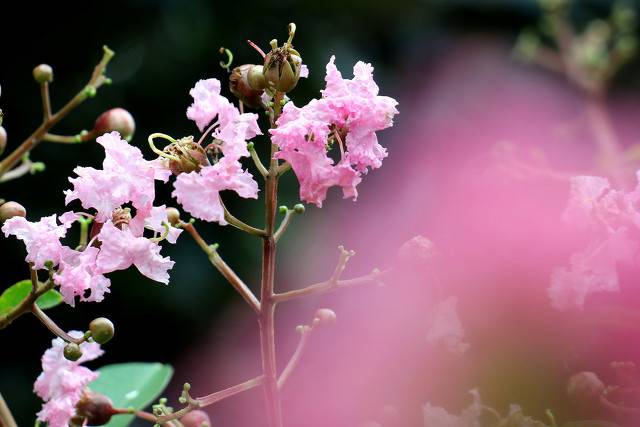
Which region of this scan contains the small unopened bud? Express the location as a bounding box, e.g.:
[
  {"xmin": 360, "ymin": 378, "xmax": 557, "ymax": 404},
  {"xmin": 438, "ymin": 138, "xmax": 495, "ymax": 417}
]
[
  {"xmin": 278, "ymin": 206, "xmax": 288, "ymax": 214},
  {"xmin": 180, "ymin": 410, "xmax": 211, "ymax": 427},
  {"xmin": 166, "ymin": 207, "xmax": 181, "ymax": 226},
  {"xmin": 263, "ymin": 43, "xmax": 303, "ymax": 93},
  {"xmin": 94, "ymin": 108, "xmax": 136, "ymax": 141},
  {"xmin": 75, "ymin": 391, "xmax": 114, "ymax": 426},
  {"xmin": 567, "ymin": 371, "xmax": 605, "ymax": 405},
  {"xmin": 293, "ymin": 203, "xmax": 305, "ymax": 214},
  {"xmin": 0, "ymin": 201, "xmax": 26, "ymax": 222},
  {"xmin": 248, "ymin": 65, "xmax": 267, "ymax": 91},
  {"xmin": 33, "ymin": 64, "xmax": 53, "ymax": 83},
  {"xmin": 89, "ymin": 317, "xmax": 114, "ymax": 344},
  {"xmin": 0, "ymin": 125, "xmax": 6, "ymax": 155},
  {"xmin": 230, "ymin": 64, "xmax": 264, "ymax": 109},
  {"xmin": 314, "ymin": 308, "xmax": 337, "ymax": 326},
  {"xmin": 63, "ymin": 343, "xmax": 83, "ymax": 361}
]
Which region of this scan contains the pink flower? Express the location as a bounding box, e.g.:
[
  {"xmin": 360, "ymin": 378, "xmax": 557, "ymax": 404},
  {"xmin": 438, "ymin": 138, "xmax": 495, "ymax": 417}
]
[
  {"xmin": 186, "ymin": 78, "xmax": 234, "ymax": 132},
  {"xmin": 270, "ymin": 56, "xmax": 398, "ymax": 206},
  {"xmin": 96, "ymin": 221, "xmax": 174, "ymax": 284},
  {"xmin": 65, "ymin": 132, "xmax": 164, "ymax": 222},
  {"xmin": 34, "ymin": 332, "xmax": 103, "ymax": 427},
  {"xmin": 1, "ymin": 213, "xmax": 77, "ymax": 269},
  {"xmin": 145, "ymin": 205, "xmax": 183, "ymax": 244},
  {"xmin": 54, "ymin": 246, "xmax": 111, "ymax": 306},
  {"xmin": 173, "ymin": 157, "xmax": 259, "ymax": 224}
]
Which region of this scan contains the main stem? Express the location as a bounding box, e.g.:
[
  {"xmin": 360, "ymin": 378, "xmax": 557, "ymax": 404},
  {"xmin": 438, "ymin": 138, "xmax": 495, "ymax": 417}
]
[
  {"xmin": 260, "ymin": 92, "xmax": 285, "ymax": 427},
  {"xmin": 260, "ymin": 166, "xmax": 282, "ymax": 427}
]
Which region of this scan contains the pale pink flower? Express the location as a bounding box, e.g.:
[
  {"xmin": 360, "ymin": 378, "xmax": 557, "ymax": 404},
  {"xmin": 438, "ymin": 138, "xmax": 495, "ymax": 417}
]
[
  {"xmin": 54, "ymin": 246, "xmax": 111, "ymax": 306},
  {"xmin": 172, "ymin": 157, "xmax": 259, "ymax": 224},
  {"xmin": 34, "ymin": 332, "xmax": 103, "ymax": 427},
  {"xmin": 426, "ymin": 297, "xmax": 470, "ymax": 355},
  {"xmin": 65, "ymin": 132, "xmax": 164, "ymax": 222},
  {"xmin": 96, "ymin": 221, "xmax": 174, "ymax": 284},
  {"xmin": 186, "ymin": 78, "xmax": 234, "ymax": 132},
  {"xmin": 145, "ymin": 205, "xmax": 183, "ymax": 244},
  {"xmin": 563, "ymin": 175, "xmax": 613, "ymax": 229},
  {"xmin": 423, "ymin": 390, "xmax": 482, "ymax": 427},
  {"xmin": 270, "ymin": 56, "xmax": 398, "ymax": 206},
  {"xmin": 2, "ymin": 213, "xmax": 77, "ymax": 269}
]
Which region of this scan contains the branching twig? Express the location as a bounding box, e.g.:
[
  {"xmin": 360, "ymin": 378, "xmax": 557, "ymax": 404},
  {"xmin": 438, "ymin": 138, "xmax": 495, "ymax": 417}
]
[{"xmin": 278, "ymin": 326, "xmax": 313, "ymax": 389}]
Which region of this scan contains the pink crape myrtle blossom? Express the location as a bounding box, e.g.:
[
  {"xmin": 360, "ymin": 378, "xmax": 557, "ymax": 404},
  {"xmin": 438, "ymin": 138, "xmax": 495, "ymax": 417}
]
[
  {"xmin": 173, "ymin": 78, "xmax": 261, "ymax": 223},
  {"xmin": 54, "ymin": 246, "xmax": 111, "ymax": 306},
  {"xmin": 173, "ymin": 157, "xmax": 258, "ymax": 224},
  {"xmin": 1, "ymin": 212, "xmax": 77, "ymax": 269},
  {"xmin": 426, "ymin": 297, "xmax": 470, "ymax": 355},
  {"xmin": 65, "ymin": 132, "xmax": 167, "ymax": 222},
  {"xmin": 34, "ymin": 332, "xmax": 103, "ymax": 427},
  {"xmin": 270, "ymin": 55, "xmax": 398, "ymax": 207},
  {"xmin": 550, "ymin": 174, "xmax": 640, "ymax": 310},
  {"xmin": 145, "ymin": 205, "xmax": 183, "ymax": 244},
  {"xmin": 96, "ymin": 221, "xmax": 175, "ymax": 284}
]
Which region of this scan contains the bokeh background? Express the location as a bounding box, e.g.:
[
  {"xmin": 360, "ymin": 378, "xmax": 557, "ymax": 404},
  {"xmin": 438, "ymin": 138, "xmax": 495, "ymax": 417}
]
[{"xmin": 3, "ymin": 0, "xmax": 640, "ymax": 426}]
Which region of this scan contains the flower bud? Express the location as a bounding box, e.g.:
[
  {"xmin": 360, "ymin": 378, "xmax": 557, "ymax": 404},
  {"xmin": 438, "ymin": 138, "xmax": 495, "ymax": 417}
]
[
  {"xmin": 248, "ymin": 65, "xmax": 267, "ymax": 90},
  {"xmin": 229, "ymin": 64, "xmax": 264, "ymax": 109},
  {"xmin": 567, "ymin": 371, "xmax": 605, "ymax": 405},
  {"xmin": 180, "ymin": 410, "xmax": 212, "ymax": 427},
  {"xmin": 63, "ymin": 343, "xmax": 83, "ymax": 361},
  {"xmin": 293, "ymin": 203, "xmax": 305, "ymax": 214},
  {"xmin": 94, "ymin": 108, "xmax": 136, "ymax": 141},
  {"xmin": 0, "ymin": 125, "xmax": 6, "ymax": 155},
  {"xmin": 263, "ymin": 45, "xmax": 303, "ymax": 93},
  {"xmin": 89, "ymin": 317, "xmax": 114, "ymax": 344},
  {"xmin": 75, "ymin": 391, "xmax": 114, "ymax": 426},
  {"xmin": 166, "ymin": 207, "xmax": 181, "ymax": 226},
  {"xmin": 33, "ymin": 64, "xmax": 53, "ymax": 83},
  {"xmin": 314, "ymin": 308, "xmax": 337, "ymax": 326},
  {"xmin": 0, "ymin": 201, "xmax": 26, "ymax": 222},
  {"xmin": 165, "ymin": 137, "xmax": 210, "ymax": 175}
]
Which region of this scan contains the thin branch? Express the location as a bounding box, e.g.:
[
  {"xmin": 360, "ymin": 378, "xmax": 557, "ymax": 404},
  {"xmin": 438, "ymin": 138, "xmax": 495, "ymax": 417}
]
[
  {"xmin": 248, "ymin": 143, "xmax": 268, "ymax": 178},
  {"xmin": 40, "ymin": 82, "xmax": 52, "ymax": 122},
  {"xmin": 0, "ymin": 155, "xmax": 44, "ymax": 183},
  {"xmin": 274, "ymin": 209, "xmax": 295, "ymax": 243},
  {"xmin": 43, "ymin": 129, "xmax": 98, "ymax": 144},
  {"xmin": 31, "ymin": 304, "xmax": 84, "ymax": 344},
  {"xmin": 181, "ymin": 222, "xmax": 260, "ymax": 313},
  {"xmin": 278, "ymin": 326, "xmax": 312, "ymax": 389},
  {"xmin": 0, "ymin": 393, "xmax": 17, "ymax": 427},
  {"xmin": 221, "ymin": 199, "xmax": 266, "ymax": 236},
  {"xmin": 0, "ymin": 46, "xmax": 114, "ymax": 179},
  {"xmin": 276, "ymin": 161, "xmax": 291, "ymax": 176},
  {"xmin": 0, "ymin": 277, "xmax": 55, "ymax": 330}
]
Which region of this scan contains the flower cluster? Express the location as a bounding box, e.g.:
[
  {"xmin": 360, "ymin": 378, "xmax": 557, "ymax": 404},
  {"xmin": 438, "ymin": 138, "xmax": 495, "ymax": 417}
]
[
  {"xmin": 270, "ymin": 56, "xmax": 399, "ymax": 206},
  {"xmin": 2, "ymin": 132, "xmax": 179, "ymax": 305},
  {"xmin": 34, "ymin": 332, "xmax": 103, "ymax": 427},
  {"xmin": 549, "ymin": 174, "xmax": 640, "ymax": 310}
]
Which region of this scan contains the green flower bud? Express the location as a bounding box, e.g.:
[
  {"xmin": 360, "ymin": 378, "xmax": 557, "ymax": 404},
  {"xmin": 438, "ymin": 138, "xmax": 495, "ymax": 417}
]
[
  {"xmin": 94, "ymin": 108, "xmax": 136, "ymax": 141},
  {"xmin": 63, "ymin": 343, "xmax": 83, "ymax": 361},
  {"xmin": 263, "ymin": 46, "xmax": 303, "ymax": 93},
  {"xmin": 166, "ymin": 207, "xmax": 181, "ymax": 226},
  {"xmin": 248, "ymin": 65, "xmax": 267, "ymax": 91},
  {"xmin": 278, "ymin": 205, "xmax": 288, "ymax": 214},
  {"xmin": 33, "ymin": 64, "xmax": 53, "ymax": 83},
  {"xmin": 0, "ymin": 201, "xmax": 27, "ymax": 222},
  {"xmin": 89, "ymin": 317, "xmax": 114, "ymax": 344},
  {"xmin": 293, "ymin": 203, "xmax": 305, "ymax": 214},
  {"xmin": 180, "ymin": 410, "xmax": 211, "ymax": 427},
  {"xmin": 0, "ymin": 125, "xmax": 6, "ymax": 155},
  {"xmin": 75, "ymin": 391, "xmax": 115, "ymax": 426},
  {"xmin": 229, "ymin": 64, "xmax": 264, "ymax": 109}
]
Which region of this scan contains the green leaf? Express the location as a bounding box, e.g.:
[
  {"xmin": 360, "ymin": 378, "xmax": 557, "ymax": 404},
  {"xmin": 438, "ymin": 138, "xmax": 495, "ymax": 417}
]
[
  {"xmin": 0, "ymin": 280, "xmax": 63, "ymax": 316},
  {"xmin": 89, "ymin": 362, "xmax": 173, "ymax": 427},
  {"xmin": 563, "ymin": 421, "xmax": 622, "ymax": 427}
]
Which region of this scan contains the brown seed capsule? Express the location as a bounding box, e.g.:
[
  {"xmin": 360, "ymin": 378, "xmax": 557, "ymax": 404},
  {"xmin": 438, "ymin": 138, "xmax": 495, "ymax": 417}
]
[
  {"xmin": 180, "ymin": 410, "xmax": 212, "ymax": 427},
  {"xmin": 94, "ymin": 108, "xmax": 136, "ymax": 141},
  {"xmin": 33, "ymin": 64, "xmax": 54, "ymax": 83},
  {"xmin": 75, "ymin": 391, "xmax": 115, "ymax": 426},
  {"xmin": 0, "ymin": 201, "xmax": 26, "ymax": 222},
  {"xmin": 229, "ymin": 64, "xmax": 264, "ymax": 109},
  {"xmin": 263, "ymin": 47, "xmax": 303, "ymax": 93},
  {"xmin": 165, "ymin": 137, "xmax": 210, "ymax": 175},
  {"xmin": 89, "ymin": 317, "xmax": 114, "ymax": 344},
  {"xmin": 247, "ymin": 65, "xmax": 267, "ymax": 91},
  {"xmin": 0, "ymin": 125, "xmax": 6, "ymax": 155}
]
